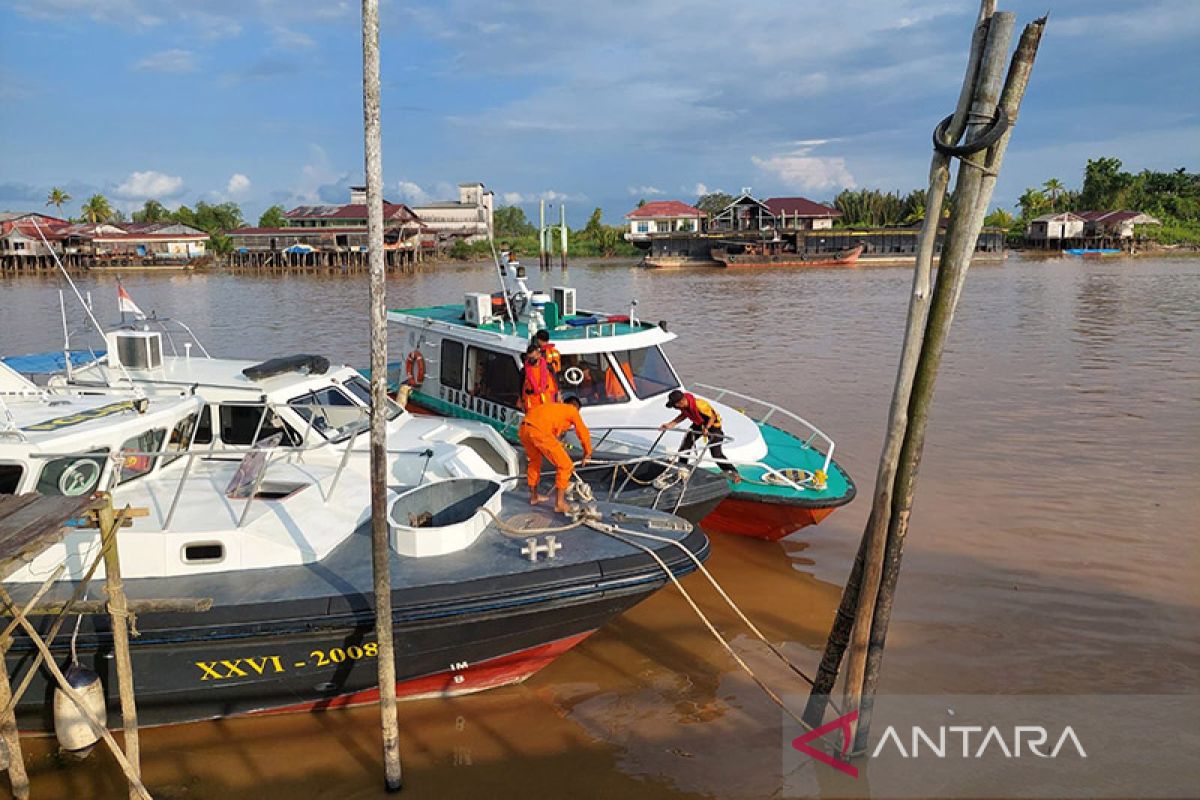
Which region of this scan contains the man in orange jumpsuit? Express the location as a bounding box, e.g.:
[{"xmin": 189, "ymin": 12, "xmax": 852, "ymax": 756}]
[{"xmin": 519, "ymin": 396, "xmax": 592, "ymax": 513}]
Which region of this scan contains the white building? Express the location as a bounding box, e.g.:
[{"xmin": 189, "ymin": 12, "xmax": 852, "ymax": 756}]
[
  {"xmin": 1027, "ymin": 212, "xmax": 1086, "ymax": 240},
  {"xmin": 623, "ymin": 200, "xmax": 707, "ymax": 242},
  {"xmin": 409, "ymin": 183, "xmax": 495, "ymax": 243}
]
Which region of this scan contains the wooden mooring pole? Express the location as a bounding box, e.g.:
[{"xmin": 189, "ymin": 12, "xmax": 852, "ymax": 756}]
[
  {"xmin": 803, "ymin": 0, "xmax": 1046, "ymax": 754},
  {"xmin": 362, "ymin": 0, "xmax": 403, "ymax": 791}
]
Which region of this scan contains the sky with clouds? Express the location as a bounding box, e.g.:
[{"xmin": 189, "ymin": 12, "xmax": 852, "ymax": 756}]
[{"xmin": 1, "ymin": 0, "xmax": 1196, "ymax": 225}]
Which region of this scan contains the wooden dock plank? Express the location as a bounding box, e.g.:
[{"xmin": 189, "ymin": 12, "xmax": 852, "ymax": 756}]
[{"xmin": 0, "ymin": 494, "xmax": 95, "ymax": 581}]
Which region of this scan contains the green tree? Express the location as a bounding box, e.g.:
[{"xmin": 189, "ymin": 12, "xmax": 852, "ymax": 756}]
[
  {"xmin": 1016, "ymin": 187, "xmax": 1049, "ymax": 220},
  {"xmin": 80, "ymin": 194, "xmax": 114, "ymax": 224},
  {"xmin": 984, "ymin": 207, "xmax": 1015, "ymax": 230},
  {"xmin": 189, "ymin": 201, "xmax": 244, "ymax": 233},
  {"xmin": 494, "ymin": 205, "xmax": 535, "ymax": 237},
  {"xmin": 257, "ymin": 205, "xmax": 287, "ymax": 228},
  {"xmin": 207, "ymin": 231, "xmax": 234, "ymax": 263},
  {"xmin": 1080, "ymin": 157, "xmax": 1131, "ymax": 210},
  {"xmin": 581, "ymin": 207, "xmax": 604, "ymax": 240},
  {"xmin": 1042, "ymin": 178, "xmax": 1066, "ymax": 210},
  {"xmin": 133, "ymin": 199, "xmax": 170, "ymax": 223},
  {"xmin": 45, "ymin": 187, "xmax": 71, "ymax": 216},
  {"xmin": 695, "ymin": 191, "xmax": 734, "ymax": 216}
]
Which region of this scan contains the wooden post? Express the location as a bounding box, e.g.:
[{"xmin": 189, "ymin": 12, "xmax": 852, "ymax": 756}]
[
  {"xmin": 97, "ymin": 496, "xmax": 142, "ymax": 798},
  {"xmin": 802, "ymin": 1, "xmax": 1046, "ymax": 754},
  {"xmin": 362, "ymin": 0, "xmax": 403, "ymax": 791},
  {"xmin": 0, "ymin": 646, "xmax": 29, "ymax": 799},
  {"xmin": 559, "ymin": 203, "xmax": 568, "ymax": 269}
]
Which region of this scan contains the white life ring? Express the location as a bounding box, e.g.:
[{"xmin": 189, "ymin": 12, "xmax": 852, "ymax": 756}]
[{"xmin": 563, "ymin": 366, "xmax": 585, "ymax": 386}]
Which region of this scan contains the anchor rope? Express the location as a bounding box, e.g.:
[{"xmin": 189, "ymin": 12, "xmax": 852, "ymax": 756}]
[{"xmin": 583, "ymin": 518, "xmax": 818, "ymax": 733}]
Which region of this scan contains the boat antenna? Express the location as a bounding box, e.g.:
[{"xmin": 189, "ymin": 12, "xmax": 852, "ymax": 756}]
[
  {"xmin": 488, "ymin": 237, "xmax": 517, "ymax": 327},
  {"xmin": 29, "ymin": 217, "xmax": 146, "ymax": 399}
]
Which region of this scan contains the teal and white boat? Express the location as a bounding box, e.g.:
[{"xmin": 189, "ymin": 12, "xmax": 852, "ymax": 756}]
[{"xmin": 384, "ymin": 253, "xmax": 855, "ymax": 540}]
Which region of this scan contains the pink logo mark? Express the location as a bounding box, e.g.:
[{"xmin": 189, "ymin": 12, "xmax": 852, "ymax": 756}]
[{"xmin": 791, "ymin": 710, "xmax": 860, "ymax": 778}]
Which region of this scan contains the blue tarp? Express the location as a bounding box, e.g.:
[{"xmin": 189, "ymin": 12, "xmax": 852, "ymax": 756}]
[{"xmin": 2, "ymin": 350, "xmax": 105, "ymax": 374}]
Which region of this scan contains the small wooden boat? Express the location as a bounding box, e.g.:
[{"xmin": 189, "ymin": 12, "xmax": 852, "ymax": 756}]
[{"xmin": 711, "ymin": 244, "xmax": 863, "ymax": 269}]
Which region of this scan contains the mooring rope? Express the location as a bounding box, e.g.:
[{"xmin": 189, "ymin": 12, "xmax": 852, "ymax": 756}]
[{"xmin": 584, "ymin": 518, "xmax": 816, "ymax": 733}]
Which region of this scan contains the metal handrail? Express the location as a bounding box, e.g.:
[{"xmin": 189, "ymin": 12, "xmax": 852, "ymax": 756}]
[{"xmin": 692, "ymin": 382, "xmax": 835, "ymax": 475}]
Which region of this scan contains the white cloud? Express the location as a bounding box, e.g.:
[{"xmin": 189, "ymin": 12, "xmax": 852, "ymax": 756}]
[
  {"xmin": 395, "ymin": 181, "xmax": 431, "ymax": 204},
  {"xmin": 501, "ymin": 191, "xmax": 526, "ymax": 205},
  {"xmin": 132, "ymin": 49, "xmax": 196, "ymax": 73},
  {"xmin": 751, "ymin": 140, "xmax": 855, "ymax": 192},
  {"xmin": 499, "ymin": 189, "xmax": 583, "ymax": 205},
  {"xmin": 627, "ymin": 185, "xmax": 664, "ymax": 196},
  {"xmin": 272, "ymin": 26, "xmax": 317, "ymax": 49},
  {"xmin": 226, "ymin": 173, "xmax": 252, "ymax": 196},
  {"xmin": 114, "ymin": 170, "xmax": 184, "ymax": 199}
]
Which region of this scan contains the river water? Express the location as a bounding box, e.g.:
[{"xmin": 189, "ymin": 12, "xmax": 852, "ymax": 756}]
[{"xmin": 2, "ymin": 255, "xmax": 1198, "ymax": 799}]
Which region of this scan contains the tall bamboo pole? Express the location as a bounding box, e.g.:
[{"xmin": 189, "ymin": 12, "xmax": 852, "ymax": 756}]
[
  {"xmin": 0, "ymin": 652, "xmax": 29, "ymax": 799},
  {"xmin": 362, "ymin": 0, "xmax": 403, "ymax": 790},
  {"xmin": 98, "ymin": 497, "xmax": 142, "ymax": 799},
  {"xmin": 852, "ymin": 15, "xmax": 1046, "ymax": 754},
  {"xmin": 802, "ymin": 0, "xmax": 998, "ymax": 730}
]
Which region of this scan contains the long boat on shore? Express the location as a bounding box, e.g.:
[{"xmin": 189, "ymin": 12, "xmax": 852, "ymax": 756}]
[
  {"xmin": 710, "ymin": 243, "xmax": 864, "ymax": 269},
  {"xmin": 383, "ymin": 254, "xmax": 856, "ymax": 541}
]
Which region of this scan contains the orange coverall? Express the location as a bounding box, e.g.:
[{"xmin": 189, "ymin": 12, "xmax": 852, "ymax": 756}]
[{"xmin": 519, "ymin": 402, "xmax": 593, "ymax": 490}]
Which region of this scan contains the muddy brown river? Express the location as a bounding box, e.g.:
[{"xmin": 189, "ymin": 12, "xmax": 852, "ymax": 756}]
[{"xmin": 2, "ymin": 254, "xmax": 1197, "ymax": 799}]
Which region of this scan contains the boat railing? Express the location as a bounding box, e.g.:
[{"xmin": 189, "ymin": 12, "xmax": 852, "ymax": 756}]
[
  {"xmin": 587, "ymin": 421, "xmax": 823, "ymax": 495},
  {"xmin": 692, "ymin": 382, "xmax": 835, "ymax": 475},
  {"xmin": 25, "ymin": 399, "xmax": 437, "ymax": 532}
]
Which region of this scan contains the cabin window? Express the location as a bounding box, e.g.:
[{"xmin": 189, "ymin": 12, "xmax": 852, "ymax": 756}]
[
  {"xmin": 0, "ymin": 464, "xmax": 23, "ymax": 494},
  {"xmin": 467, "ymin": 346, "xmax": 521, "ymax": 408},
  {"xmin": 441, "ymin": 340, "xmax": 464, "ymax": 389},
  {"xmin": 218, "ymin": 405, "xmax": 296, "ymax": 446},
  {"xmin": 342, "ymin": 375, "xmax": 403, "ymax": 420},
  {"xmin": 117, "ymin": 428, "xmax": 166, "ymax": 484},
  {"xmin": 194, "ymin": 406, "xmax": 213, "ymax": 444},
  {"xmin": 611, "ymin": 346, "xmax": 680, "ymax": 400},
  {"xmin": 558, "ymin": 352, "xmax": 628, "ymax": 406},
  {"xmin": 289, "ymin": 387, "xmax": 366, "ymax": 441},
  {"xmin": 37, "ymin": 451, "xmax": 107, "ymax": 497},
  {"xmin": 163, "ymin": 412, "xmax": 199, "ymax": 465}
]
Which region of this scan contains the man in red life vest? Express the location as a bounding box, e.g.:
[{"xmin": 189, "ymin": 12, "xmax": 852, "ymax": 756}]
[
  {"xmin": 520, "ymin": 343, "xmax": 559, "ymax": 410},
  {"xmin": 660, "ymin": 389, "xmax": 742, "ymax": 483},
  {"xmin": 534, "ymin": 329, "xmax": 561, "ymax": 376},
  {"xmin": 519, "ymin": 396, "xmax": 593, "ymax": 513}
]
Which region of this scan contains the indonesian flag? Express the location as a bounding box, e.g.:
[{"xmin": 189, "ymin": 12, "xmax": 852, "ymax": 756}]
[{"xmin": 117, "ymin": 285, "xmax": 145, "ymax": 319}]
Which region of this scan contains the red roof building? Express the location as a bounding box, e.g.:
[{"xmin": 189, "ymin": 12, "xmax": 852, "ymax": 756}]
[
  {"xmin": 624, "ymin": 200, "xmax": 706, "ymax": 242},
  {"xmin": 763, "ymin": 197, "xmax": 842, "ymax": 230}
]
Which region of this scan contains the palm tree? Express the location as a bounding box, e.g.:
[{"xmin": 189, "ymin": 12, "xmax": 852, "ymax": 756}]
[
  {"xmin": 45, "ymin": 187, "xmax": 71, "ymax": 216},
  {"xmin": 80, "ymin": 194, "xmax": 113, "ymax": 224},
  {"xmin": 1042, "ymin": 178, "xmax": 1065, "ymax": 211}
]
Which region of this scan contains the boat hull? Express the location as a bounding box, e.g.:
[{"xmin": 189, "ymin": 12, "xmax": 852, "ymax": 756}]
[
  {"xmin": 701, "ymin": 495, "xmax": 838, "ymax": 540},
  {"xmin": 8, "ymin": 569, "xmax": 672, "ymax": 732},
  {"xmin": 713, "ymin": 245, "xmax": 864, "ymax": 269}
]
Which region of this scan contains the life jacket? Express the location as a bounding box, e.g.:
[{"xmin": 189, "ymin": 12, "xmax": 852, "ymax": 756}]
[
  {"xmin": 539, "ymin": 342, "xmax": 561, "ymax": 374},
  {"xmin": 523, "ymin": 357, "xmax": 558, "ymax": 405},
  {"xmin": 681, "ymin": 393, "xmax": 720, "ymax": 428},
  {"xmin": 604, "ymin": 361, "xmax": 635, "ymax": 399}
]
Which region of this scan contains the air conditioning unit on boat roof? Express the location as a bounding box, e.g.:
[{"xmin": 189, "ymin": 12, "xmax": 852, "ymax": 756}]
[
  {"xmin": 107, "ymin": 330, "xmax": 163, "ymax": 370},
  {"xmin": 464, "ymin": 292, "xmax": 492, "ymax": 326},
  {"xmin": 552, "ymin": 286, "xmax": 576, "ymax": 317}
]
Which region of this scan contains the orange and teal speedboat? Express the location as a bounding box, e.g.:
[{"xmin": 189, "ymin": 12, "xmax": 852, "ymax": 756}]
[{"xmin": 383, "ymin": 254, "xmax": 855, "ymax": 540}]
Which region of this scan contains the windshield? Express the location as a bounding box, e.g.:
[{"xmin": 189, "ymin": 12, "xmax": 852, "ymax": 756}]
[
  {"xmin": 343, "ymin": 375, "xmax": 404, "ymax": 420},
  {"xmin": 610, "ymin": 346, "xmax": 680, "ymax": 400},
  {"xmin": 289, "ymin": 387, "xmax": 368, "ymax": 441},
  {"xmin": 558, "ymin": 352, "xmax": 629, "ymax": 407}
]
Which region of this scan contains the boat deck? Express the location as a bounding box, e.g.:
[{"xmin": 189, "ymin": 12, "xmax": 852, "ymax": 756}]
[
  {"xmin": 10, "ymin": 491, "xmax": 706, "ymax": 628},
  {"xmin": 735, "ymin": 422, "xmax": 854, "ymax": 504}
]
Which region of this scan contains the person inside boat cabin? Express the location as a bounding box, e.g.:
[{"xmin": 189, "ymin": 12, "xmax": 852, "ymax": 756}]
[
  {"xmin": 519, "ymin": 396, "xmax": 592, "ymax": 513},
  {"xmin": 661, "ymin": 390, "xmax": 742, "ymax": 483},
  {"xmin": 533, "ymin": 329, "xmax": 561, "ymax": 375},
  {"xmin": 520, "ymin": 342, "xmax": 560, "ymax": 410}
]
